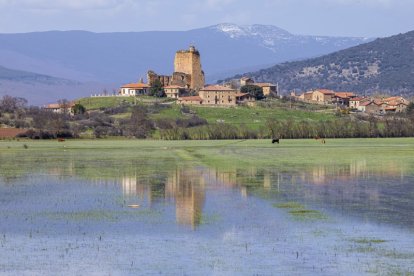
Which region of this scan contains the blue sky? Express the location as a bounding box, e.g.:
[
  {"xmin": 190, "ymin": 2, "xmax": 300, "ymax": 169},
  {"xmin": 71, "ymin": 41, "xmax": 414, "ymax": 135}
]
[{"xmin": 0, "ymin": 0, "xmax": 413, "ymax": 37}]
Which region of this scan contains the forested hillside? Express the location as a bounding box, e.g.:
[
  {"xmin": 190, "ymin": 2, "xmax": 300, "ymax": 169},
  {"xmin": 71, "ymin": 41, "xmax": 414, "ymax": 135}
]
[{"xmin": 233, "ymin": 31, "xmax": 414, "ymax": 97}]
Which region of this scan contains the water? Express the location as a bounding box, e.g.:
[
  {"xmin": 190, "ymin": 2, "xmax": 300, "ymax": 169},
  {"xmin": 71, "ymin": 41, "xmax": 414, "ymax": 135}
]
[{"xmin": 0, "ymin": 143, "xmax": 414, "ymax": 275}]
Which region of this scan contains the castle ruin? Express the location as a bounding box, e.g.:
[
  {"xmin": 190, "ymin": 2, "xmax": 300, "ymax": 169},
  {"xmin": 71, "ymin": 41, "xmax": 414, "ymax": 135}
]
[{"xmin": 147, "ymin": 46, "xmax": 205, "ymax": 91}]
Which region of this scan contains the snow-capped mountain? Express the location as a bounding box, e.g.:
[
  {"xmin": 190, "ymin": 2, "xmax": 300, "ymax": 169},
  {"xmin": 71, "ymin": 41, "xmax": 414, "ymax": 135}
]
[
  {"xmin": 0, "ymin": 23, "xmax": 373, "ymax": 103},
  {"xmin": 211, "ymin": 23, "xmax": 372, "ymax": 52}
]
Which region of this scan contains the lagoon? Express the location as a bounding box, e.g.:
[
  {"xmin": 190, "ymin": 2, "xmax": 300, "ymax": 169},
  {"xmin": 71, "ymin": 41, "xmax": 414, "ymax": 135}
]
[{"xmin": 1, "ymin": 139, "xmax": 414, "ymax": 274}]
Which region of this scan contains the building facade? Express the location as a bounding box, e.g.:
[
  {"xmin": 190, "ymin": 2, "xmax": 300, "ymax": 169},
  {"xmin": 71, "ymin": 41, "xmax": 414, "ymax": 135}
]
[{"xmin": 119, "ymin": 83, "xmax": 151, "ymax": 96}]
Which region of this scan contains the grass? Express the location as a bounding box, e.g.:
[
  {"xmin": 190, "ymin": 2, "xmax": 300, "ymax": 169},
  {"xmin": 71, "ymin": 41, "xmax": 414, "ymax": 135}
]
[
  {"xmin": 77, "ymin": 96, "xmax": 172, "ymax": 110},
  {"xmin": 1, "ymin": 138, "xmax": 414, "ymax": 180},
  {"xmin": 76, "ymin": 96, "xmax": 335, "ymax": 130},
  {"xmin": 273, "ymin": 201, "xmax": 326, "ymax": 220},
  {"xmin": 153, "ymin": 103, "xmax": 334, "ymax": 130}
]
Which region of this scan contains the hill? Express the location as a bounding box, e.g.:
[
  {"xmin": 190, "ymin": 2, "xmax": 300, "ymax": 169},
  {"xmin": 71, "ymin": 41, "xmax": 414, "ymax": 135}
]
[
  {"xmin": 0, "ymin": 24, "xmax": 370, "ymax": 85},
  {"xmin": 0, "ymin": 65, "xmax": 71, "ymax": 83},
  {"xmin": 231, "ymin": 31, "xmax": 414, "ymax": 97}
]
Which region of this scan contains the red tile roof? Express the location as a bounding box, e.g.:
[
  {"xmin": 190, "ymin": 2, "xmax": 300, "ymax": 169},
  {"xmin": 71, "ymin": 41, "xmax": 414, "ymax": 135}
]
[
  {"xmin": 121, "ymin": 83, "xmax": 150, "ymax": 89},
  {"xmin": 315, "ymin": 89, "xmax": 335, "ymax": 95},
  {"xmin": 44, "ymin": 102, "xmax": 75, "ymax": 109},
  {"xmin": 235, "ymin": 93, "xmax": 249, "ymax": 97},
  {"xmin": 359, "ymin": 101, "xmax": 373, "ymax": 107},
  {"xmin": 201, "ymin": 85, "xmax": 236, "ymax": 91},
  {"xmin": 178, "ymin": 96, "xmax": 203, "ymax": 101},
  {"xmin": 350, "ymin": 97, "xmax": 366, "ymax": 102},
  {"xmin": 335, "ymin": 92, "xmax": 355, "ymax": 98}
]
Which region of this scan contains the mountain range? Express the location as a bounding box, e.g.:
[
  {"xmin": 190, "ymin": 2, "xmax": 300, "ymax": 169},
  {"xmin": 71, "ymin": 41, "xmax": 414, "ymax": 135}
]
[
  {"xmin": 233, "ymin": 30, "xmax": 414, "ymax": 97},
  {"xmin": 0, "ymin": 23, "xmax": 371, "ymax": 104}
]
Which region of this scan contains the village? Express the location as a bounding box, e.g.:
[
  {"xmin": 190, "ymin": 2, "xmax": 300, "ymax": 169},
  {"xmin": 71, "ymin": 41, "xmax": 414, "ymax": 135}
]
[{"xmin": 43, "ymin": 45, "xmax": 410, "ymax": 116}]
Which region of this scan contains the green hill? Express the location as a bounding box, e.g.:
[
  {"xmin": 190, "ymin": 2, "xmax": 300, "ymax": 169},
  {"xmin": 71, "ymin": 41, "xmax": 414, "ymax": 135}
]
[{"xmin": 231, "ymin": 30, "xmax": 414, "ymax": 97}]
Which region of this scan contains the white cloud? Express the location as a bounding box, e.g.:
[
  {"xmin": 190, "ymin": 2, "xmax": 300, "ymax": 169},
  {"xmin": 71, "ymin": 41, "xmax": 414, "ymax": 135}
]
[{"xmin": 0, "ymin": 0, "xmax": 127, "ymax": 10}]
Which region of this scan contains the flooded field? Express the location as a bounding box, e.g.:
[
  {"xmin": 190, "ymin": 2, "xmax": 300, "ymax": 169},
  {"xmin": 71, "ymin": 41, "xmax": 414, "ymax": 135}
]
[{"xmin": 1, "ymin": 139, "xmax": 414, "ymax": 275}]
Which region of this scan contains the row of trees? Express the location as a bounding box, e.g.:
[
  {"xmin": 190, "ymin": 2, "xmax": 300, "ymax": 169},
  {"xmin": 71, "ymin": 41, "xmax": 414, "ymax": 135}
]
[{"xmin": 2, "ymin": 95, "xmax": 414, "ymax": 140}]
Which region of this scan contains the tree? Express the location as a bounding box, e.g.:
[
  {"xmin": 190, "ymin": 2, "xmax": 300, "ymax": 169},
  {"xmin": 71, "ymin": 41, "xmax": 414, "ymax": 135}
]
[
  {"xmin": 0, "ymin": 95, "xmax": 28, "ymax": 113},
  {"xmin": 149, "ymin": 79, "xmax": 165, "ymax": 97},
  {"xmin": 128, "ymin": 106, "xmax": 154, "ymax": 138},
  {"xmin": 72, "ymin": 103, "xmax": 86, "ymax": 115},
  {"xmin": 406, "ymin": 102, "xmax": 414, "ymax": 115},
  {"xmin": 241, "ymin": 85, "xmax": 264, "ymax": 100}
]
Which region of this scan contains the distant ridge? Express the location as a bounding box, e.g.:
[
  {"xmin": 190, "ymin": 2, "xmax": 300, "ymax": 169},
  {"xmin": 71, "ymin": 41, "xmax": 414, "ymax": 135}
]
[
  {"xmin": 230, "ymin": 30, "xmax": 414, "ymax": 97},
  {"xmin": 0, "ymin": 65, "xmax": 74, "ymax": 84}
]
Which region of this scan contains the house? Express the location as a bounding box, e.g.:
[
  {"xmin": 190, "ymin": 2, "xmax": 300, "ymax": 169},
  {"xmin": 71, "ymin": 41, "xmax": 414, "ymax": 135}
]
[
  {"xmin": 240, "ymin": 77, "xmax": 254, "ymax": 87},
  {"xmin": 198, "ymin": 85, "xmax": 241, "ymax": 106},
  {"xmin": 333, "ymin": 92, "xmax": 355, "ymax": 106},
  {"xmin": 164, "ymin": 85, "xmax": 186, "ymax": 99},
  {"xmin": 359, "ymin": 101, "xmax": 383, "ymax": 114},
  {"xmin": 119, "ymin": 83, "xmax": 151, "ymax": 96},
  {"xmin": 299, "ymin": 92, "xmax": 313, "ymax": 101},
  {"xmin": 311, "ymin": 89, "xmax": 336, "ymax": 104},
  {"xmin": 43, "ymin": 102, "xmax": 75, "ymax": 114},
  {"xmin": 178, "ymin": 85, "xmax": 255, "ymax": 106},
  {"xmin": 349, "ymin": 97, "xmax": 367, "ymax": 109},
  {"xmin": 383, "ymin": 96, "xmax": 410, "ymax": 106},
  {"xmin": 177, "ymin": 96, "xmax": 203, "ymax": 105},
  {"xmin": 385, "ymin": 101, "xmax": 408, "ymax": 113},
  {"xmin": 254, "ymin": 83, "xmax": 278, "ymax": 97}
]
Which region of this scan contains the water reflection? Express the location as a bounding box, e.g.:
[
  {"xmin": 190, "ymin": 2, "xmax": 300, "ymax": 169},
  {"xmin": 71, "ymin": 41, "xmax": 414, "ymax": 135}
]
[
  {"xmin": 118, "ymin": 160, "xmax": 413, "ymax": 229},
  {"xmin": 0, "ymin": 151, "xmax": 413, "ymax": 229}
]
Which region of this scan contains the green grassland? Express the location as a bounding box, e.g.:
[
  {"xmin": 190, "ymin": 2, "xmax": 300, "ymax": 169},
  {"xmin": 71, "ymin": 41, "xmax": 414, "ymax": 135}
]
[
  {"xmin": 77, "ymin": 96, "xmax": 173, "ymax": 110},
  {"xmin": 1, "ymin": 138, "xmax": 413, "ymax": 180},
  {"xmin": 77, "ymin": 96, "xmax": 336, "ymax": 130}
]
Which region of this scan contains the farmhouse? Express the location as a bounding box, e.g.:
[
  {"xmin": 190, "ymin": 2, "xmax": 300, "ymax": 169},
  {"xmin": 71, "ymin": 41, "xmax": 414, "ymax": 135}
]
[
  {"xmin": 178, "ymin": 85, "xmax": 254, "ymax": 106},
  {"xmin": 43, "ymin": 102, "xmax": 75, "ymax": 114},
  {"xmin": 333, "ymin": 92, "xmax": 355, "ymax": 106},
  {"xmin": 119, "ymin": 83, "xmax": 151, "ymax": 96},
  {"xmin": 349, "ymin": 97, "xmax": 367, "ymax": 109},
  {"xmin": 254, "ymin": 83, "xmax": 278, "ymax": 96},
  {"xmin": 164, "ymin": 85, "xmax": 186, "ymax": 99}
]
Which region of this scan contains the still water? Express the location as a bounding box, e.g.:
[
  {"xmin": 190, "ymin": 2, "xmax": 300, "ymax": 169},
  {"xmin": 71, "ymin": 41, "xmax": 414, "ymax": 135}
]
[{"xmin": 0, "ymin": 141, "xmax": 413, "ymax": 275}]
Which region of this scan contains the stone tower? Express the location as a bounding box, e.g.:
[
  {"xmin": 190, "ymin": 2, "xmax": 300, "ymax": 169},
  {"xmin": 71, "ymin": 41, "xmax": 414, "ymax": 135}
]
[{"xmin": 174, "ymin": 46, "xmax": 205, "ymax": 91}]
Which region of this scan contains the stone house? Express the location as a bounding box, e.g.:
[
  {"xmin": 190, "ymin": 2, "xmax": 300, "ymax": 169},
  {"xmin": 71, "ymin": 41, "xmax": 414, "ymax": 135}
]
[
  {"xmin": 349, "ymin": 97, "xmax": 367, "ymax": 109},
  {"xmin": 164, "ymin": 85, "xmax": 186, "ymax": 99},
  {"xmin": 198, "ymin": 85, "xmax": 244, "ymax": 106},
  {"xmin": 359, "ymin": 101, "xmax": 384, "ymax": 114},
  {"xmin": 43, "ymin": 102, "xmax": 75, "ymax": 115},
  {"xmin": 240, "ymin": 77, "xmax": 254, "ymax": 87},
  {"xmin": 254, "ymin": 83, "xmax": 278, "ymax": 97},
  {"xmin": 119, "ymin": 83, "xmax": 151, "ymax": 96},
  {"xmin": 311, "ymin": 89, "xmax": 335, "ymax": 104},
  {"xmin": 333, "ymin": 92, "xmax": 355, "ymax": 106},
  {"xmin": 178, "ymin": 85, "xmax": 254, "ymax": 106},
  {"xmin": 177, "ymin": 96, "xmax": 203, "ymax": 105}
]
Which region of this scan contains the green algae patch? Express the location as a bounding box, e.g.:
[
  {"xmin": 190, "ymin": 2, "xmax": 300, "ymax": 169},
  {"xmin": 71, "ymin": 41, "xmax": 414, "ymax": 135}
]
[
  {"xmin": 352, "ymin": 238, "xmax": 388, "ymax": 244},
  {"xmin": 288, "ymin": 209, "xmax": 326, "ymax": 220},
  {"xmin": 273, "ymin": 201, "xmax": 326, "ymax": 220},
  {"xmin": 273, "ymin": 202, "xmax": 305, "ymax": 209}
]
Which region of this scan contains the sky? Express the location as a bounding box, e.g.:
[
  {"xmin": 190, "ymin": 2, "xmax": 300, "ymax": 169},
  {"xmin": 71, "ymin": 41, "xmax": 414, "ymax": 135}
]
[{"xmin": 0, "ymin": 0, "xmax": 413, "ymax": 37}]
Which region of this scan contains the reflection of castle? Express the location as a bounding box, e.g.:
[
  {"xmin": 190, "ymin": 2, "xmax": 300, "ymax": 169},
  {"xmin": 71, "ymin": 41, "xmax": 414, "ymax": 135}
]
[
  {"xmin": 119, "ymin": 160, "xmax": 409, "ymax": 229},
  {"xmin": 165, "ymin": 170, "xmax": 205, "ymax": 229}
]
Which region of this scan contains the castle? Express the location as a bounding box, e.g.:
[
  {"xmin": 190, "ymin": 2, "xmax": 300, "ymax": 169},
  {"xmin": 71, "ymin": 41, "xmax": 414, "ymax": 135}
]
[{"xmin": 147, "ymin": 46, "xmax": 205, "ymax": 91}]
